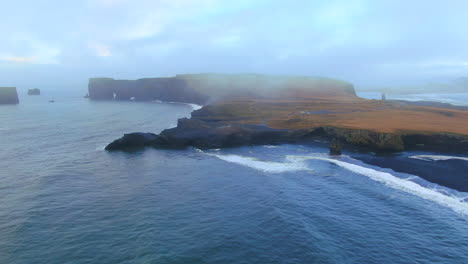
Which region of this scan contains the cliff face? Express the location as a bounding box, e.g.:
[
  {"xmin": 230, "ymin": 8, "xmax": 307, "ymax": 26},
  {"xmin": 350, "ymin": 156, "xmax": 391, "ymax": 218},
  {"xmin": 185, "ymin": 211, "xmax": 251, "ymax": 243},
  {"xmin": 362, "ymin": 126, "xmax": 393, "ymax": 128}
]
[
  {"xmin": 88, "ymin": 77, "xmax": 208, "ymax": 104},
  {"xmin": 106, "ymin": 118, "xmax": 468, "ymax": 153},
  {"xmin": 0, "ymin": 87, "xmax": 19, "ymax": 104},
  {"xmin": 88, "ymin": 74, "xmax": 356, "ymax": 104},
  {"xmin": 106, "ymin": 95, "xmax": 468, "ymax": 152}
]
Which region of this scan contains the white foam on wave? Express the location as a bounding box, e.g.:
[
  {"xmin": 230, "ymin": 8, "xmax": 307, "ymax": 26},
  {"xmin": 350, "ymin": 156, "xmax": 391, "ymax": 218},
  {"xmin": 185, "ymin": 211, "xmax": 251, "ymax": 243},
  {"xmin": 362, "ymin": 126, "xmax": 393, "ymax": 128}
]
[
  {"xmin": 289, "ymin": 156, "xmax": 468, "ymax": 216},
  {"xmin": 205, "ymin": 152, "xmax": 312, "ymax": 173},
  {"xmin": 188, "ymin": 103, "xmax": 203, "ymax": 111},
  {"xmin": 409, "ymin": 155, "xmax": 468, "ymax": 162},
  {"xmin": 202, "ymin": 149, "xmax": 468, "ymax": 216},
  {"xmin": 95, "ymin": 144, "xmax": 107, "ymax": 151},
  {"xmin": 263, "ymin": 145, "xmax": 280, "ymax": 148},
  {"xmin": 153, "ymin": 99, "xmax": 202, "ymax": 111}
]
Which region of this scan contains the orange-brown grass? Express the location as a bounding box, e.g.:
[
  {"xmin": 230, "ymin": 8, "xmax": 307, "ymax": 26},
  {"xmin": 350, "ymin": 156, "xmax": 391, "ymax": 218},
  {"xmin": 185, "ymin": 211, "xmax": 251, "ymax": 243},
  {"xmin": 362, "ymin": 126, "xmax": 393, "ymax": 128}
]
[{"xmin": 199, "ymin": 98, "xmax": 468, "ymax": 135}]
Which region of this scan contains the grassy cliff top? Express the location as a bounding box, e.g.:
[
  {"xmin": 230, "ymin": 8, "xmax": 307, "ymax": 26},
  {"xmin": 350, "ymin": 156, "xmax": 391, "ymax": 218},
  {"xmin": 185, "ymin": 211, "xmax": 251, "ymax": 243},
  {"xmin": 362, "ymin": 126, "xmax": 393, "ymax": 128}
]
[{"xmin": 193, "ymin": 98, "xmax": 468, "ymax": 135}]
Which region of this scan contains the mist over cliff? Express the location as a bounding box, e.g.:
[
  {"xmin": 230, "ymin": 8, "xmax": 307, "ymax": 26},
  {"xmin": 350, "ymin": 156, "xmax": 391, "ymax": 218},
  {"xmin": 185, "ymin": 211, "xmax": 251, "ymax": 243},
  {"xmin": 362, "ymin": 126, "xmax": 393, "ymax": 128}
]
[{"xmin": 88, "ymin": 73, "xmax": 356, "ymax": 104}]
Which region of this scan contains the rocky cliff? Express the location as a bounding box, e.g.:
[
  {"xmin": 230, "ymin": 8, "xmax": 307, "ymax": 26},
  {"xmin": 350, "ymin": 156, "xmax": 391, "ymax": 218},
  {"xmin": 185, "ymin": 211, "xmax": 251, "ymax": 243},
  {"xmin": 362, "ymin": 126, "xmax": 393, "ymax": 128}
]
[
  {"xmin": 103, "ymin": 74, "xmax": 467, "ymax": 153},
  {"xmin": 88, "ymin": 77, "xmax": 209, "ymax": 104},
  {"xmin": 0, "ymin": 87, "xmax": 19, "ymax": 104},
  {"xmin": 106, "ymin": 118, "xmax": 468, "ymax": 153},
  {"xmin": 88, "ymin": 74, "xmax": 356, "ymax": 104}
]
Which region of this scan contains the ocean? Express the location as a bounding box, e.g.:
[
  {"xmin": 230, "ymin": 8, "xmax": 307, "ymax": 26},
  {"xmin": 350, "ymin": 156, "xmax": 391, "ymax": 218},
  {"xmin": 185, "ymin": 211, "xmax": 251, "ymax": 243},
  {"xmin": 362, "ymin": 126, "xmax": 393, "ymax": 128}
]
[
  {"xmin": 1, "ymin": 93, "xmax": 467, "ymax": 264},
  {"xmin": 356, "ymin": 92, "xmax": 468, "ymax": 106}
]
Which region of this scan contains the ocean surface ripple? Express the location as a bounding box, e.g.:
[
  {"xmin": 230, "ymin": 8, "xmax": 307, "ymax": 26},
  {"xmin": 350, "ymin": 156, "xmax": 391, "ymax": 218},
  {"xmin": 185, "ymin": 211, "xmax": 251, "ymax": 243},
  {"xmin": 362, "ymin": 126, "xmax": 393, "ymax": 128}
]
[{"xmin": 0, "ymin": 95, "xmax": 467, "ymax": 264}]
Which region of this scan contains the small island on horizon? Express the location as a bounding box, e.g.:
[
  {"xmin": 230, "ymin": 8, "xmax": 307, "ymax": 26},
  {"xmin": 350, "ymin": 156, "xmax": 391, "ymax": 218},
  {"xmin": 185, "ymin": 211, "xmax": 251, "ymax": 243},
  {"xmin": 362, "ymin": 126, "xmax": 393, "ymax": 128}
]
[{"xmin": 83, "ymin": 73, "xmax": 468, "ymax": 154}]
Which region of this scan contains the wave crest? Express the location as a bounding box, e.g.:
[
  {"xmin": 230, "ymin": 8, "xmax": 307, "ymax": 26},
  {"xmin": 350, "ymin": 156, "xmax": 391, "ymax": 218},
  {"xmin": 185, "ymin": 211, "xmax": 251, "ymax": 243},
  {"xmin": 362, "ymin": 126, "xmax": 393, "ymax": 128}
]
[
  {"xmin": 409, "ymin": 155, "xmax": 468, "ymax": 162},
  {"xmin": 205, "ymin": 151, "xmax": 468, "ymax": 217}
]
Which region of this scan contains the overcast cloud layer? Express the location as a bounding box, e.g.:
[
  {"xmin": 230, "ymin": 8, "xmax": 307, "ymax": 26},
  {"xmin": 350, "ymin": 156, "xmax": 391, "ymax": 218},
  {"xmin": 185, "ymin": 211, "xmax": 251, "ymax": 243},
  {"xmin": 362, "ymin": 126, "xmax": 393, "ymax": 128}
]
[{"xmin": 1, "ymin": 0, "xmax": 468, "ymax": 90}]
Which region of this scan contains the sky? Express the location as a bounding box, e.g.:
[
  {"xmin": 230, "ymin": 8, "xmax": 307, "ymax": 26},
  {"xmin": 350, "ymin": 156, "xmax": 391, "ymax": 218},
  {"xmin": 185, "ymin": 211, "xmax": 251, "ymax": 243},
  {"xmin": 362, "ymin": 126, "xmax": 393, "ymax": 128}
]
[{"xmin": 1, "ymin": 0, "xmax": 468, "ymax": 90}]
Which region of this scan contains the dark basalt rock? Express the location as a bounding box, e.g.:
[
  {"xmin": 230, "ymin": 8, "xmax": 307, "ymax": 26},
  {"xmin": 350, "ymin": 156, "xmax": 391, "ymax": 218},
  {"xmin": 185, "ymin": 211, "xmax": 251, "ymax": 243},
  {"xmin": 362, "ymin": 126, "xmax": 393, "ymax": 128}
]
[
  {"xmin": 150, "ymin": 118, "xmax": 294, "ymax": 149},
  {"xmin": 329, "ymin": 138, "xmax": 342, "ymax": 155},
  {"xmin": 402, "ymin": 134, "xmax": 468, "ymax": 153},
  {"xmin": 28, "ymin": 88, "xmax": 40, "ymax": 95},
  {"xmin": 307, "ymin": 127, "xmax": 405, "ymax": 151},
  {"xmin": 105, "ymin": 132, "xmax": 158, "ymax": 151},
  {"xmin": 106, "ymin": 119, "xmax": 468, "ymax": 153},
  {"xmin": 0, "ymin": 87, "xmax": 19, "ymax": 104}
]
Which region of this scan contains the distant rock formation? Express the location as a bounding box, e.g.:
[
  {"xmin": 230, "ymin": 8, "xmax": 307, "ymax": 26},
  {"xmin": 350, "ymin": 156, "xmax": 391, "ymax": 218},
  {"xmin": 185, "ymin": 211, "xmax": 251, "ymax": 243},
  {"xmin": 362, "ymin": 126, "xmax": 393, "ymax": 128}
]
[
  {"xmin": 28, "ymin": 88, "xmax": 41, "ymax": 95},
  {"xmin": 88, "ymin": 74, "xmax": 356, "ymax": 104},
  {"xmin": 0, "ymin": 87, "xmax": 19, "ymax": 104},
  {"xmin": 88, "ymin": 77, "xmax": 209, "ymax": 105}
]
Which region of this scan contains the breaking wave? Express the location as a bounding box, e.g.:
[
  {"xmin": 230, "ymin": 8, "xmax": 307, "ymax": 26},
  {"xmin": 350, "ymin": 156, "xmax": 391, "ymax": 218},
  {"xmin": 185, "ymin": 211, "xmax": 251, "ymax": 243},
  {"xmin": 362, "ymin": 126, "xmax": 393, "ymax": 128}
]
[
  {"xmin": 206, "ymin": 151, "xmax": 468, "ymax": 217},
  {"xmin": 203, "ymin": 152, "xmax": 312, "ymax": 173},
  {"xmin": 297, "ymin": 156, "xmax": 468, "ymax": 216},
  {"xmin": 409, "ymin": 155, "xmax": 468, "ymax": 162},
  {"xmin": 153, "ymin": 99, "xmax": 202, "ymax": 111}
]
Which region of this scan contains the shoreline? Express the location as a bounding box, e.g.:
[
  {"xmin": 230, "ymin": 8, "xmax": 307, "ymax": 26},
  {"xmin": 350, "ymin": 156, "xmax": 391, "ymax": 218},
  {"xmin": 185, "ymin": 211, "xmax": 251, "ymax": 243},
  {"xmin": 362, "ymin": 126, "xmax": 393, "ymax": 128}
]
[
  {"xmin": 105, "ymin": 114, "xmax": 468, "ymax": 154},
  {"xmin": 354, "ymin": 153, "xmax": 468, "ymax": 192}
]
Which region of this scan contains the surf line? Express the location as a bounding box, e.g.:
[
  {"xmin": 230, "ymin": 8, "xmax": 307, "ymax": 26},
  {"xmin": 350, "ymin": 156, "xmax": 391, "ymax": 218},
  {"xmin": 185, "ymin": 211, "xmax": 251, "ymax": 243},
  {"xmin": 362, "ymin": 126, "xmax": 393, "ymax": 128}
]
[
  {"xmin": 199, "ymin": 150, "xmax": 313, "ymax": 173},
  {"xmin": 201, "ymin": 149, "xmax": 468, "ymax": 216},
  {"xmin": 409, "ymin": 155, "xmax": 468, "ymax": 162},
  {"xmin": 290, "ymin": 155, "xmax": 468, "ymax": 217}
]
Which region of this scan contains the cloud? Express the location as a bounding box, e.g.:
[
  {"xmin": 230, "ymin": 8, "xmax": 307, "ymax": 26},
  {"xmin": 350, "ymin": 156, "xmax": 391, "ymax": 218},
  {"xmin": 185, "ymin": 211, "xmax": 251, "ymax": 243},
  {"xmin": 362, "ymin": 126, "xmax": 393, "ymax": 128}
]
[
  {"xmin": 2, "ymin": 0, "xmax": 468, "ymax": 88},
  {"xmin": 88, "ymin": 43, "xmax": 112, "ymax": 57},
  {"xmin": 0, "ymin": 56, "xmax": 36, "ymax": 63}
]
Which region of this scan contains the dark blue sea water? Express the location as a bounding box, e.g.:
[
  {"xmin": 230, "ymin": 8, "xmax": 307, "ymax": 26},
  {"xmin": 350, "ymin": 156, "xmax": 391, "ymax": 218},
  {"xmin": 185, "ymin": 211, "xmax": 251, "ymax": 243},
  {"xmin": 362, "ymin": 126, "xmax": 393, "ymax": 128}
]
[{"xmin": 1, "ymin": 94, "xmax": 467, "ymax": 264}]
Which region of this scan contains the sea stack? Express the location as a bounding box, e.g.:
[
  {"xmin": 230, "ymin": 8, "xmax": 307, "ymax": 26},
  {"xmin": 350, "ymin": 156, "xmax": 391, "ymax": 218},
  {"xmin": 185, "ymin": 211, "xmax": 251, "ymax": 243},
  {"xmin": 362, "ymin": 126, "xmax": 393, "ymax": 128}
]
[
  {"xmin": 28, "ymin": 88, "xmax": 41, "ymax": 95},
  {"xmin": 329, "ymin": 138, "xmax": 342, "ymax": 155},
  {"xmin": 0, "ymin": 87, "xmax": 19, "ymax": 104}
]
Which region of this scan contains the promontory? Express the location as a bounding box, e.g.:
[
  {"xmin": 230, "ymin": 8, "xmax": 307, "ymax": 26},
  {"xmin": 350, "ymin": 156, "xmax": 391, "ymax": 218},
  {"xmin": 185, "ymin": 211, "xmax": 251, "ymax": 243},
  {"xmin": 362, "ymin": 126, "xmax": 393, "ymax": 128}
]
[{"xmin": 85, "ymin": 74, "xmax": 468, "ymax": 153}]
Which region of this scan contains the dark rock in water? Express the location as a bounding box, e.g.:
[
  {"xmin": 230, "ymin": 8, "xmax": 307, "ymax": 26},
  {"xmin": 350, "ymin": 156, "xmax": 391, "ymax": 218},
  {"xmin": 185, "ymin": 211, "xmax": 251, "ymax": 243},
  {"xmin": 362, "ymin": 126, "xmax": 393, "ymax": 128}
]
[
  {"xmin": 329, "ymin": 138, "xmax": 342, "ymax": 155},
  {"xmin": 49, "ymin": 100, "xmax": 55, "ymax": 103},
  {"xmin": 150, "ymin": 118, "xmax": 296, "ymax": 150},
  {"xmin": 106, "ymin": 119, "xmax": 468, "ymax": 153},
  {"xmin": 28, "ymin": 88, "xmax": 41, "ymax": 95},
  {"xmin": 105, "ymin": 132, "xmax": 158, "ymax": 151},
  {"xmin": 0, "ymin": 87, "xmax": 19, "ymax": 104}
]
